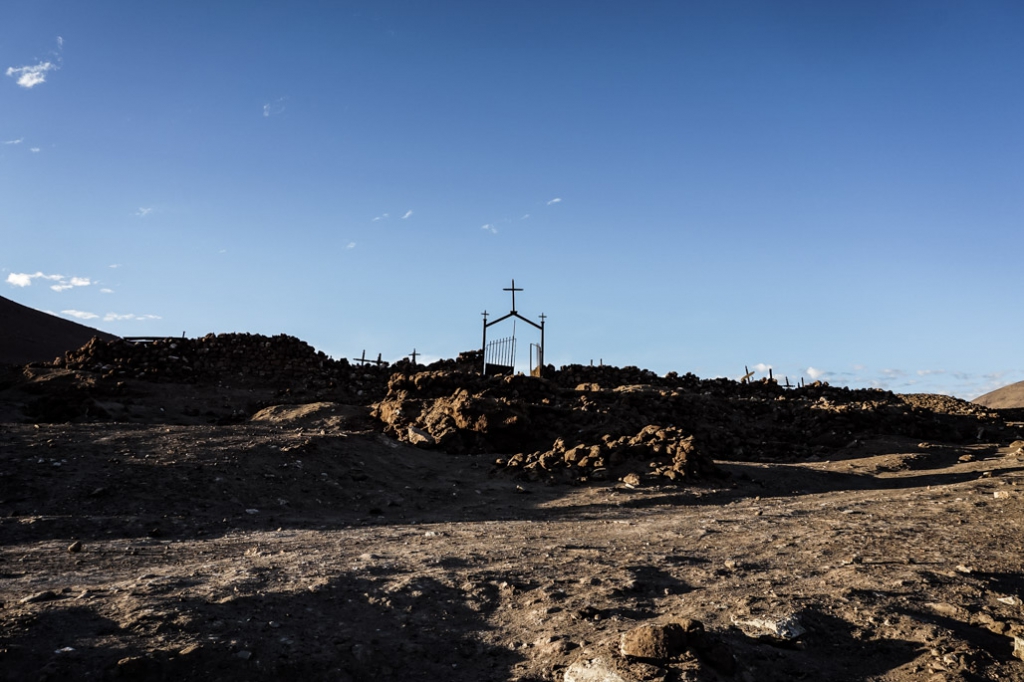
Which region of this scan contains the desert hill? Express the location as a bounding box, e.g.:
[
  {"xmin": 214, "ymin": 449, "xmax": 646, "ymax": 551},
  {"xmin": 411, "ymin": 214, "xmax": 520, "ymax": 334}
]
[
  {"xmin": 974, "ymin": 380, "xmax": 1024, "ymax": 409},
  {"xmin": 0, "ymin": 294, "xmax": 118, "ymax": 366}
]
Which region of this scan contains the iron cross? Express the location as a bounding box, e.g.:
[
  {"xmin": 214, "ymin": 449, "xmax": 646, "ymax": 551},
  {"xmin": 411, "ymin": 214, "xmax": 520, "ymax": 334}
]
[{"xmin": 504, "ymin": 279, "xmax": 523, "ymax": 312}]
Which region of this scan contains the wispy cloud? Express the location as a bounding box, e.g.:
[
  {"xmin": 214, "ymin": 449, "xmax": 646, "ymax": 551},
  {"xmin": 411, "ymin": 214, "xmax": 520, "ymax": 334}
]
[
  {"xmin": 401, "ymin": 210, "xmax": 413, "ymax": 220},
  {"xmin": 521, "ymin": 214, "xmax": 531, "ymax": 220},
  {"xmin": 5, "ymin": 62, "xmax": 58, "ymax": 88},
  {"xmin": 263, "ymin": 97, "xmax": 287, "ymax": 118},
  {"xmin": 547, "ymin": 197, "xmax": 562, "ymax": 205},
  {"xmin": 2, "ymin": 138, "xmax": 23, "ymax": 145},
  {"xmin": 806, "ymin": 366, "xmax": 828, "ymax": 380},
  {"xmin": 109, "ymin": 264, "xmax": 121, "ymax": 269},
  {"xmin": 6, "ymin": 37, "xmax": 63, "ymax": 89},
  {"xmin": 372, "ymin": 213, "xmax": 390, "ymax": 222},
  {"xmin": 135, "ymin": 207, "xmax": 153, "ymax": 217},
  {"xmin": 51, "ymin": 276, "xmax": 92, "ymax": 292},
  {"xmin": 346, "ymin": 242, "xmax": 356, "ymax": 249},
  {"xmin": 100, "ymin": 288, "xmax": 114, "ymax": 294},
  {"xmin": 103, "ymin": 313, "xmax": 161, "ymax": 322},
  {"xmin": 62, "ymin": 310, "xmax": 98, "ymax": 320},
  {"xmin": 62, "ymin": 310, "xmax": 160, "ymax": 322},
  {"xmin": 752, "ymin": 363, "xmax": 772, "ymax": 373},
  {"xmin": 481, "ymin": 224, "xmax": 498, "ymax": 234},
  {"xmin": 7, "ymin": 271, "xmax": 93, "ymax": 291},
  {"xmin": 30, "ymin": 147, "xmax": 40, "ymax": 153}
]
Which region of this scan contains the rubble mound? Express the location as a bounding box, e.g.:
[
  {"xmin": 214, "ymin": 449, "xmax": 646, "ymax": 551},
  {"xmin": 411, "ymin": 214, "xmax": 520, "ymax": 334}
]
[
  {"xmin": 372, "ymin": 364, "xmax": 1010, "ymax": 484},
  {"xmin": 51, "ymin": 334, "xmax": 397, "ymax": 402}
]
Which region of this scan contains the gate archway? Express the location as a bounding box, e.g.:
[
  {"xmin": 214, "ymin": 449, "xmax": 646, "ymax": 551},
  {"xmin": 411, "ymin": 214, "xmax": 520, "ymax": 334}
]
[{"xmin": 481, "ymin": 279, "xmax": 546, "ymax": 377}]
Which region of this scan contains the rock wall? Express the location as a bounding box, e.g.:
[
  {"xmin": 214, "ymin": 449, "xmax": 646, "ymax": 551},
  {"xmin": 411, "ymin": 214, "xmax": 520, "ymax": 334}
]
[{"xmin": 51, "ymin": 334, "xmax": 394, "ymax": 402}]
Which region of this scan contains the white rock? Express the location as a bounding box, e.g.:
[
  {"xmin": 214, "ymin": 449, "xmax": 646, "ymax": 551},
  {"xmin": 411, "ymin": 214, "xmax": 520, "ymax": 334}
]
[
  {"xmin": 733, "ymin": 614, "xmax": 806, "ymax": 641},
  {"xmin": 563, "ymin": 657, "xmax": 634, "ymax": 682},
  {"xmin": 407, "ymin": 426, "xmax": 435, "ymax": 446}
]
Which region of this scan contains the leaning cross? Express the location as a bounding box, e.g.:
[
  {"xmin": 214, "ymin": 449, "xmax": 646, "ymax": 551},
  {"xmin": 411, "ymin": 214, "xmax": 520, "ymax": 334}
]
[{"xmin": 504, "ymin": 279, "xmax": 523, "ymax": 312}]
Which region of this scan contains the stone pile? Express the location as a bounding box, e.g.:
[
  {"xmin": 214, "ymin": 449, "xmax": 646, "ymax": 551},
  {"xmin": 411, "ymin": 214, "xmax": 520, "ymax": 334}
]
[
  {"xmin": 51, "ymin": 334, "xmax": 394, "ymax": 401},
  {"xmin": 372, "ymin": 366, "xmax": 1012, "ymax": 484}
]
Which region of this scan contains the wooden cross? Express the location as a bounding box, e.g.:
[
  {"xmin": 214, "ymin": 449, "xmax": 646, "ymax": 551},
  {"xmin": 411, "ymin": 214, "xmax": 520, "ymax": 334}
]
[
  {"xmin": 539, "ymin": 313, "xmax": 546, "ymax": 324},
  {"xmin": 504, "ymin": 279, "xmax": 523, "ymax": 312},
  {"xmin": 410, "ymin": 348, "xmax": 419, "ymax": 365},
  {"xmin": 481, "ymin": 310, "xmax": 489, "ymax": 324}
]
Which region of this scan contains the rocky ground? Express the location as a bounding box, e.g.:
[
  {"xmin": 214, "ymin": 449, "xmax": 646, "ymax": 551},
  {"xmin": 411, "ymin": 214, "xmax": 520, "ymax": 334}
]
[{"xmin": 2, "ymin": 337, "xmax": 1024, "ymax": 681}]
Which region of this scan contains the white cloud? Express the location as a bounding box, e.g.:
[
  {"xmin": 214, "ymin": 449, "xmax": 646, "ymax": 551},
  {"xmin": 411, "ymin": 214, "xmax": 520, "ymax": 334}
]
[
  {"xmin": 916, "ymin": 369, "xmax": 945, "ymax": 377},
  {"xmin": 103, "ymin": 313, "xmax": 161, "ymax": 322},
  {"xmin": 807, "ymin": 367, "xmax": 827, "ymax": 380},
  {"xmin": 51, "ymin": 276, "xmax": 92, "ymax": 292},
  {"xmin": 57, "ymin": 36, "xmax": 63, "ymax": 49},
  {"xmin": 521, "ymin": 214, "xmax": 531, "ymax": 220},
  {"xmin": 30, "ymin": 147, "xmax": 40, "ymax": 153},
  {"xmin": 135, "ymin": 207, "xmax": 152, "ymax": 217},
  {"xmin": 100, "ymin": 288, "xmax": 114, "ymax": 294},
  {"xmin": 62, "ymin": 309, "xmax": 99, "ymax": 320},
  {"xmin": 401, "ymin": 210, "xmax": 413, "ymax": 219},
  {"xmin": 7, "ymin": 271, "xmax": 93, "ymax": 291},
  {"xmin": 481, "ymin": 224, "xmax": 498, "ymax": 234},
  {"xmin": 547, "ymin": 197, "xmax": 562, "ymax": 205},
  {"xmin": 346, "ymin": 242, "xmax": 356, "ymax": 249},
  {"xmin": 7, "ymin": 272, "xmax": 62, "ymax": 287},
  {"xmin": 752, "ymin": 363, "xmax": 772, "ymax": 373},
  {"xmin": 372, "ymin": 213, "xmax": 390, "ymax": 222},
  {"xmin": 3, "ymin": 138, "xmax": 22, "ymax": 145},
  {"xmin": 6, "ymin": 61, "xmax": 58, "ymax": 88},
  {"xmin": 109, "ymin": 264, "xmax": 121, "ymax": 269}
]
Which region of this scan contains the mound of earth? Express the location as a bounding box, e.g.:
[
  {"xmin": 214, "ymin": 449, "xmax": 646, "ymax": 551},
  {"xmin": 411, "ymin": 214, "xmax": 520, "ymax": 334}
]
[
  {"xmin": 0, "ymin": 295, "xmax": 117, "ymax": 366},
  {"xmin": 974, "ymin": 381, "xmax": 1024, "ymax": 410}
]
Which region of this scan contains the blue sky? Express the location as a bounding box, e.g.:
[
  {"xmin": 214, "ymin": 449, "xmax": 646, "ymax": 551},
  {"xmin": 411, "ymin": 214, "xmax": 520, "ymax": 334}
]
[{"xmin": 3, "ymin": 1, "xmax": 1023, "ymax": 399}]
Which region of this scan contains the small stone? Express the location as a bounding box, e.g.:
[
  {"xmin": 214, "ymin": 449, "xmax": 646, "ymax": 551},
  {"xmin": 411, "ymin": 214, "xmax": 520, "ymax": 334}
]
[
  {"xmin": 236, "ymin": 650, "xmax": 252, "ymax": 660},
  {"xmin": 67, "ymin": 540, "xmax": 82, "ymax": 553},
  {"xmin": 1014, "ymin": 636, "xmax": 1024, "ymax": 661},
  {"xmin": 178, "ymin": 643, "xmax": 202, "ymax": 656},
  {"xmin": 117, "ymin": 656, "xmax": 152, "ymax": 675},
  {"xmin": 564, "ymin": 657, "xmax": 634, "ymax": 682},
  {"xmin": 994, "ymin": 491, "xmax": 1010, "ymax": 499},
  {"xmin": 621, "ymin": 472, "xmax": 642, "ymax": 487},
  {"xmin": 733, "ymin": 614, "xmax": 806, "ymax": 642},
  {"xmin": 407, "ymin": 426, "xmax": 435, "ymax": 446},
  {"xmin": 20, "ymin": 590, "xmax": 59, "ymax": 604}
]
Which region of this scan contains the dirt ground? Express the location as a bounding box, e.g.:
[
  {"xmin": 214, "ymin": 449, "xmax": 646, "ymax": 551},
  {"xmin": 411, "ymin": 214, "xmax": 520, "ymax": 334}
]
[{"xmin": 3, "ymin": 373, "xmax": 1024, "ymax": 681}]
